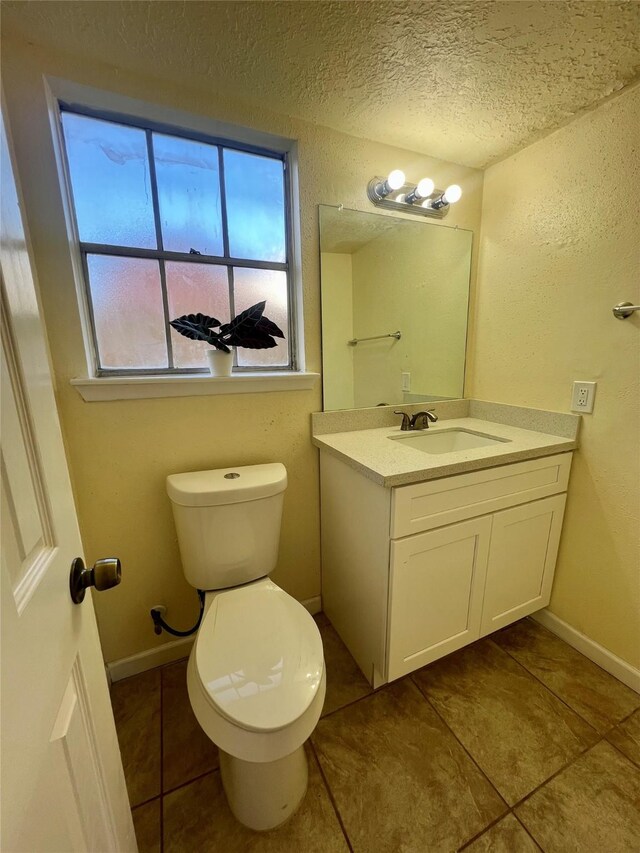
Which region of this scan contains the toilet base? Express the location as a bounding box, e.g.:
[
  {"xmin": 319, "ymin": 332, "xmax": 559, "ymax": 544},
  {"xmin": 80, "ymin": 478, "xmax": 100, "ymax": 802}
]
[{"xmin": 219, "ymin": 745, "xmax": 309, "ymax": 831}]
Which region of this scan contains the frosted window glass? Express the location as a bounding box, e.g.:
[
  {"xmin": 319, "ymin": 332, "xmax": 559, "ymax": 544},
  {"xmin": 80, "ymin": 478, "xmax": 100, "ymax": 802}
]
[
  {"xmin": 233, "ymin": 268, "xmax": 289, "ymax": 367},
  {"xmin": 61, "ymin": 113, "xmax": 156, "ymax": 249},
  {"xmin": 166, "ymin": 262, "xmax": 231, "ymax": 368},
  {"xmin": 154, "ymin": 134, "xmax": 224, "ymax": 256},
  {"xmin": 87, "ymin": 255, "xmax": 168, "ymax": 369},
  {"xmin": 223, "ymin": 150, "xmax": 286, "ymax": 262}
]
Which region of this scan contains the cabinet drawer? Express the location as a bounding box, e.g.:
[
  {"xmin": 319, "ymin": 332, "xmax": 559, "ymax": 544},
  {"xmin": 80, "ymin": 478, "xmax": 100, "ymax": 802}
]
[{"xmin": 391, "ymin": 452, "xmax": 572, "ymax": 538}]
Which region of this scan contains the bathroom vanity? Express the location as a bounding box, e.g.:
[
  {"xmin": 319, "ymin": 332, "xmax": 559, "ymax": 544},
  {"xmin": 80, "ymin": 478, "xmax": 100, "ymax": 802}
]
[{"xmin": 313, "ymin": 401, "xmax": 580, "ymax": 688}]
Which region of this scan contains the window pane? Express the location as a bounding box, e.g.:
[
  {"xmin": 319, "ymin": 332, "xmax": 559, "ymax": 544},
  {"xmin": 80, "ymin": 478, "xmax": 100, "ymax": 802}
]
[
  {"xmin": 166, "ymin": 262, "xmax": 231, "ymax": 368},
  {"xmin": 153, "ymin": 134, "xmax": 223, "ymax": 256},
  {"xmin": 87, "ymin": 255, "xmax": 168, "ymax": 369},
  {"xmin": 233, "ymin": 268, "xmax": 289, "ymax": 367},
  {"xmin": 223, "ymin": 150, "xmax": 286, "ymax": 262},
  {"xmin": 61, "ymin": 113, "xmax": 156, "ymax": 249}
]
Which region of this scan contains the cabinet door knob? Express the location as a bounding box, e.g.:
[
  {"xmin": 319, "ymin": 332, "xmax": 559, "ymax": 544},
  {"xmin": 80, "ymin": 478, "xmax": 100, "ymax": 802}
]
[{"xmin": 69, "ymin": 557, "xmax": 121, "ymax": 604}]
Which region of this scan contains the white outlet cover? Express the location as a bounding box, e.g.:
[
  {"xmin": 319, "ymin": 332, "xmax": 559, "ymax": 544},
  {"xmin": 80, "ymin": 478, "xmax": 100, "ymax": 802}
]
[{"xmin": 571, "ymin": 381, "xmax": 597, "ymax": 413}]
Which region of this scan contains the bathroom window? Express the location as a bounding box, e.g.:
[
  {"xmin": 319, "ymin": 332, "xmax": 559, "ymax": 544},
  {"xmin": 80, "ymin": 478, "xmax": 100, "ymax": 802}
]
[{"xmin": 59, "ymin": 108, "xmax": 294, "ymax": 374}]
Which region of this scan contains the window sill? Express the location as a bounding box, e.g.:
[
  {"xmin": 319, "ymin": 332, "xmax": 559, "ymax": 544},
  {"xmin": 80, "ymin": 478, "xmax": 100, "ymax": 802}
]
[{"xmin": 71, "ymin": 371, "xmax": 320, "ymax": 402}]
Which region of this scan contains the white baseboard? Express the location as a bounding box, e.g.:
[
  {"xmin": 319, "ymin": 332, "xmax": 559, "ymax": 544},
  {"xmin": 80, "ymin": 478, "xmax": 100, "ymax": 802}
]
[
  {"xmin": 301, "ymin": 595, "xmax": 322, "ymax": 615},
  {"xmin": 532, "ymin": 609, "xmax": 640, "ymax": 694},
  {"xmin": 107, "ymin": 594, "xmax": 323, "ymax": 683},
  {"xmin": 107, "ymin": 636, "xmax": 194, "ymax": 683}
]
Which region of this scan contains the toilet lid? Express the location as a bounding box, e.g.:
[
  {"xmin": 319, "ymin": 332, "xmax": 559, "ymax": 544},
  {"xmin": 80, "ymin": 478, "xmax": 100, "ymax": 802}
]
[{"xmin": 194, "ymin": 579, "xmax": 324, "ymax": 733}]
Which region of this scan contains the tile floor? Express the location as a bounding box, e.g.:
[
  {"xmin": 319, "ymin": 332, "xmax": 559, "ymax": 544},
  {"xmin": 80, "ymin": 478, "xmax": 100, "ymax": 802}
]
[{"xmin": 111, "ymin": 615, "xmax": 640, "ymax": 852}]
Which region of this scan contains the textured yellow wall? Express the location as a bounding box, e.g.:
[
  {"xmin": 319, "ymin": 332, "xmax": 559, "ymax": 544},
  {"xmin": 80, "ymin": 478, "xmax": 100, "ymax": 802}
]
[
  {"xmin": 469, "ymin": 85, "xmax": 640, "ymax": 667},
  {"xmin": 1, "ymin": 36, "xmax": 483, "ymax": 663}
]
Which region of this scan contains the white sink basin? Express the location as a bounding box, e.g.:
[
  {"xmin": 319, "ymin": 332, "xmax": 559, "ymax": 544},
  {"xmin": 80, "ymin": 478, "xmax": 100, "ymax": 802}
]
[{"xmin": 388, "ymin": 428, "xmax": 510, "ymax": 455}]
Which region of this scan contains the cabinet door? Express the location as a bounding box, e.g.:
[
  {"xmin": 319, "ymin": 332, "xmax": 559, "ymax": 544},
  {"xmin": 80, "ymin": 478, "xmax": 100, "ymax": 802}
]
[
  {"xmin": 387, "ymin": 516, "xmax": 492, "ymax": 681},
  {"xmin": 480, "ymin": 494, "xmax": 567, "ymax": 637}
]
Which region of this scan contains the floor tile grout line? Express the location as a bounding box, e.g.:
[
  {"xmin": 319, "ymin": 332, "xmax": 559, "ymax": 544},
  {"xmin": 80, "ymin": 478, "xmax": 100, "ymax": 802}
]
[
  {"xmin": 309, "ymin": 739, "xmax": 354, "ymax": 853},
  {"xmin": 487, "ymin": 637, "xmax": 603, "ymax": 736},
  {"xmin": 456, "ymin": 809, "xmax": 515, "ymax": 851},
  {"xmin": 131, "ymin": 794, "xmax": 162, "ymax": 812},
  {"xmin": 513, "ymin": 811, "xmax": 545, "ymax": 851},
  {"xmin": 409, "ymin": 675, "xmax": 510, "ymax": 813},
  {"xmin": 320, "ymin": 685, "xmax": 378, "ymax": 720},
  {"xmin": 603, "ymin": 733, "xmax": 640, "ymax": 769},
  {"xmin": 612, "ymin": 704, "xmax": 640, "ymax": 728},
  {"xmin": 319, "ymin": 670, "xmax": 438, "ymax": 722},
  {"xmin": 510, "ymin": 736, "xmax": 604, "ymax": 813},
  {"xmin": 163, "ymin": 767, "xmax": 219, "ymax": 799}
]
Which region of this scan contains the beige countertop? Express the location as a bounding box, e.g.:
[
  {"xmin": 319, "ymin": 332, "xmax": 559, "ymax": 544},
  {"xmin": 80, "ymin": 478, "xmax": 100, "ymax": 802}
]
[{"xmin": 312, "ymin": 417, "xmax": 577, "ymax": 487}]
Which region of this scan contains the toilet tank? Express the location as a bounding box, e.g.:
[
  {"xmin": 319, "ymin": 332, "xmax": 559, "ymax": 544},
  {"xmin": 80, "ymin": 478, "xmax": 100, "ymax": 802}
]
[{"xmin": 166, "ymin": 463, "xmax": 287, "ymax": 590}]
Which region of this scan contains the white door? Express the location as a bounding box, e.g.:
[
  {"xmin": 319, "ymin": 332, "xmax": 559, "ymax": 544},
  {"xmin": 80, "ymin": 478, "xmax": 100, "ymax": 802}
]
[
  {"xmin": 0, "ymin": 104, "xmax": 136, "ymax": 852},
  {"xmin": 480, "ymin": 494, "xmax": 567, "ymax": 637},
  {"xmin": 387, "ymin": 516, "xmax": 492, "ymax": 680}
]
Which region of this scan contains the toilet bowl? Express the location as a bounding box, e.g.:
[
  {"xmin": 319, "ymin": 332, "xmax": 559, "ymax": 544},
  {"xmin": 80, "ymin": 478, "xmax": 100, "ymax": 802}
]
[{"xmin": 166, "ymin": 463, "xmax": 325, "ymax": 830}]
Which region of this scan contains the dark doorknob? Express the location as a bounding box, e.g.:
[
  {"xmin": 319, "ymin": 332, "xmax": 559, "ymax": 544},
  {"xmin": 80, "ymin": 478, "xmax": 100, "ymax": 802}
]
[{"xmin": 70, "ymin": 557, "xmax": 121, "ymax": 604}]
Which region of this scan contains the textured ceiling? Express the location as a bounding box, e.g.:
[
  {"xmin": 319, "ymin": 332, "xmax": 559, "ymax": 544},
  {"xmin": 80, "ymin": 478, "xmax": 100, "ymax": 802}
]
[{"xmin": 3, "ymin": 1, "xmax": 639, "ymax": 168}]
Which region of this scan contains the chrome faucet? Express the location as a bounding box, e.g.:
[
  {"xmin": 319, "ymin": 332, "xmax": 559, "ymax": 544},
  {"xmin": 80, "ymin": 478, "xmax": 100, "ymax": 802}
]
[
  {"xmin": 394, "ymin": 410, "xmax": 438, "ymax": 431},
  {"xmin": 410, "ymin": 410, "xmax": 438, "ymax": 430}
]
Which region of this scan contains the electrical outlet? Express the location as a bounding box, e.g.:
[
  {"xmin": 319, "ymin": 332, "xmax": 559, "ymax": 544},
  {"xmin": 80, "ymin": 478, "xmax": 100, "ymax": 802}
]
[
  {"xmin": 402, "ymin": 372, "xmax": 411, "ymax": 392},
  {"xmin": 571, "ymin": 381, "xmax": 596, "ymax": 413}
]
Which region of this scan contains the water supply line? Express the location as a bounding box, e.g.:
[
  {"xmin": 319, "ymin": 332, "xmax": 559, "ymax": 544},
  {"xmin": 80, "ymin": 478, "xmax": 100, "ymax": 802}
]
[{"xmin": 150, "ymin": 589, "xmax": 205, "ymax": 637}]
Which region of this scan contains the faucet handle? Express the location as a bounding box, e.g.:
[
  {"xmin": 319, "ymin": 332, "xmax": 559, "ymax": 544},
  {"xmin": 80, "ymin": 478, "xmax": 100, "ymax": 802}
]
[{"xmin": 394, "ymin": 411, "xmax": 411, "ymax": 431}]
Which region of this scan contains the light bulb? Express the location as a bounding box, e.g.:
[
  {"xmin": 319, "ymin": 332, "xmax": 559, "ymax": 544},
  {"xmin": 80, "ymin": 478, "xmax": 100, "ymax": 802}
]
[
  {"xmin": 416, "ymin": 178, "xmax": 435, "ymax": 198},
  {"xmin": 443, "ymin": 184, "xmax": 462, "ymax": 204},
  {"xmin": 395, "ymin": 193, "xmax": 406, "ymax": 203},
  {"xmin": 405, "ymin": 176, "xmax": 435, "ymax": 205},
  {"xmin": 387, "ymin": 169, "xmax": 405, "ymax": 190}
]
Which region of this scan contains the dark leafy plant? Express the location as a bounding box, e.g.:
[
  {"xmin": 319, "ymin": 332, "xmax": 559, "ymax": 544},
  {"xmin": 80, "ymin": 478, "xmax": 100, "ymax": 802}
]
[{"xmin": 170, "ymin": 301, "xmax": 285, "ymax": 353}]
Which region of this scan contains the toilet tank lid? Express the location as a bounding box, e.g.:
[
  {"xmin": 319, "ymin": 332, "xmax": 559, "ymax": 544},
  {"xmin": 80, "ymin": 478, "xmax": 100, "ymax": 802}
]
[{"xmin": 166, "ymin": 463, "xmax": 287, "ymax": 507}]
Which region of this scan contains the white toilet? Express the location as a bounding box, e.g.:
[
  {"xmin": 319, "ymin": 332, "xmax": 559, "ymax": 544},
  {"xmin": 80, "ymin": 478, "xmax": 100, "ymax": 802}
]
[{"xmin": 166, "ymin": 463, "xmax": 325, "ymax": 831}]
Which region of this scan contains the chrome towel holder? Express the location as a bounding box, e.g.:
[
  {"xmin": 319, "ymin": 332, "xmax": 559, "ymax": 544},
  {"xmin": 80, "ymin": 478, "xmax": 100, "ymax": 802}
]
[{"xmin": 612, "ymin": 302, "xmax": 640, "ymax": 319}]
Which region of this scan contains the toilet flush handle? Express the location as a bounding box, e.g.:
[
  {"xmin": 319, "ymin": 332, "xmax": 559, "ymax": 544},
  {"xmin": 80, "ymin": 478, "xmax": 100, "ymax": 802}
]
[{"xmin": 69, "ymin": 556, "xmax": 121, "ymax": 604}]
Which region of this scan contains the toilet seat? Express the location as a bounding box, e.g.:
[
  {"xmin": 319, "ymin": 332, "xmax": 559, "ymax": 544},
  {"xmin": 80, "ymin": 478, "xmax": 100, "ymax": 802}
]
[
  {"xmin": 194, "ymin": 578, "xmax": 324, "ymax": 732},
  {"xmin": 187, "ymin": 578, "xmax": 326, "ymax": 762}
]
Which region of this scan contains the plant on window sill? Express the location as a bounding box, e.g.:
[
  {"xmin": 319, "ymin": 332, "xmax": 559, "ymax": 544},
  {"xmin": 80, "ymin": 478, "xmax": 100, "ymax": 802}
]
[{"xmin": 170, "ymin": 301, "xmax": 285, "ymax": 377}]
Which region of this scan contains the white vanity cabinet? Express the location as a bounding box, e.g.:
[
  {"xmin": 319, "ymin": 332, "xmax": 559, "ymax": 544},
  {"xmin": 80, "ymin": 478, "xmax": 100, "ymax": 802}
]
[{"xmin": 320, "ymin": 450, "xmax": 572, "ymax": 687}]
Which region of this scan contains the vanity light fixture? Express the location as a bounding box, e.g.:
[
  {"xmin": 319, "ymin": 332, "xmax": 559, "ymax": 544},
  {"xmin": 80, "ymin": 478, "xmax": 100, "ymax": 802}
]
[
  {"xmin": 367, "ymin": 173, "xmax": 463, "ymax": 219},
  {"xmin": 373, "ymin": 169, "xmax": 406, "ymax": 198}
]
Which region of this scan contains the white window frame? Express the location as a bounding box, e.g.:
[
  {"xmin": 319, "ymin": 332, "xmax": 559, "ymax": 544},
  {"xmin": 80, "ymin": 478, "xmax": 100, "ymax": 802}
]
[{"xmin": 43, "ymin": 76, "xmax": 316, "ymax": 400}]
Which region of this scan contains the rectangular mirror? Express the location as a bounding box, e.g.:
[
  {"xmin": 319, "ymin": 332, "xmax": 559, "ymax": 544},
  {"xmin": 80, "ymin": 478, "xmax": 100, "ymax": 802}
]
[{"xmin": 319, "ymin": 205, "xmax": 472, "ymax": 411}]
